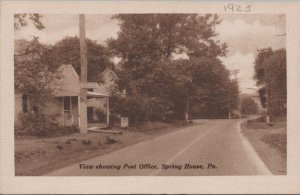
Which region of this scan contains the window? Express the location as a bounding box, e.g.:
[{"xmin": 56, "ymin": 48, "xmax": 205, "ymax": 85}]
[
  {"xmin": 63, "ymin": 96, "xmax": 72, "ymax": 115},
  {"xmin": 22, "ymin": 94, "xmax": 29, "ymax": 113}
]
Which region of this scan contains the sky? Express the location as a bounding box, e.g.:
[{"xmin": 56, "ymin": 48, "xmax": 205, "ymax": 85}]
[{"xmin": 14, "ymin": 14, "xmax": 286, "ymax": 93}]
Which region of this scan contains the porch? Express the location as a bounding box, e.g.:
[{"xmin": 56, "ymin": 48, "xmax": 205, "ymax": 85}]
[{"xmin": 54, "ymin": 91, "xmax": 109, "ymax": 130}]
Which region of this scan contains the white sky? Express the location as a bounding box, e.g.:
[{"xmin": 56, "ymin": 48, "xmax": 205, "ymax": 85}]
[{"xmin": 14, "ymin": 14, "xmax": 286, "ymax": 93}]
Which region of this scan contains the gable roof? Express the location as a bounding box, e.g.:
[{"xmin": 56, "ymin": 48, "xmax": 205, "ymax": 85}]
[
  {"xmin": 52, "ymin": 64, "xmax": 80, "ymax": 97},
  {"xmin": 52, "ymin": 64, "xmax": 109, "ymax": 97},
  {"xmin": 101, "ymin": 67, "xmax": 117, "ymax": 78}
]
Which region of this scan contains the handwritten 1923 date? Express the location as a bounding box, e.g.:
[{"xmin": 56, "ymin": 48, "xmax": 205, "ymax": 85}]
[{"xmin": 224, "ymin": 3, "xmax": 252, "ymax": 12}]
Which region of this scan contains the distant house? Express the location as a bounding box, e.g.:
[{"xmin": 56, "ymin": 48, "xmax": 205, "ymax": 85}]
[
  {"xmin": 86, "ymin": 67, "xmax": 118, "ymax": 123},
  {"xmin": 14, "ymin": 64, "xmax": 110, "ymax": 127},
  {"xmin": 96, "ymin": 67, "xmax": 118, "ymax": 95}
]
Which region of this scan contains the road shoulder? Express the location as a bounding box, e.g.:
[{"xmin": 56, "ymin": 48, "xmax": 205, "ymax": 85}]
[{"xmin": 241, "ymin": 120, "xmax": 287, "ymax": 175}]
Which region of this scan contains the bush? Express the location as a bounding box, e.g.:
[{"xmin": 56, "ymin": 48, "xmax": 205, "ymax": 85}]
[
  {"xmin": 109, "ymin": 113, "xmax": 120, "ymax": 126},
  {"xmin": 94, "ymin": 108, "xmax": 106, "ymax": 123},
  {"xmin": 110, "ymin": 93, "xmax": 179, "ymax": 124},
  {"xmin": 121, "ymin": 97, "xmax": 147, "ymax": 123},
  {"xmin": 15, "ymin": 113, "xmax": 79, "ymax": 137},
  {"xmin": 247, "ymin": 116, "xmax": 265, "ymax": 123},
  {"xmin": 110, "ymin": 95, "xmax": 148, "ymax": 124},
  {"xmin": 148, "ymin": 99, "xmax": 175, "ymax": 122}
]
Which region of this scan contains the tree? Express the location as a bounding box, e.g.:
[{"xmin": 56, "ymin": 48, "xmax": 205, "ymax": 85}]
[
  {"xmin": 108, "ymin": 14, "xmax": 233, "ymax": 122},
  {"xmin": 14, "ymin": 14, "xmax": 45, "ymax": 30},
  {"xmin": 15, "ymin": 38, "xmax": 59, "ymax": 110},
  {"xmin": 188, "ymin": 57, "xmax": 239, "ymax": 118},
  {"xmin": 108, "ymin": 14, "xmax": 227, "ymax": 81},
  {"xmin": 241, "ymin": 97, "xmax": 258, "ymax": 115},
  {"xmin": 47, "ymin": 36, "xmax": 113, "ymax": 82},
  {"xmin": 254, "ymin": 48, "xmax": 286, "ymax": 118}
]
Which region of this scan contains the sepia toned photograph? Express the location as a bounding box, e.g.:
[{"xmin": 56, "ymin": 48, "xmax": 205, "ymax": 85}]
[
  {"xmin": 2, "ymin": 0, "xmax": 300, "ymax": 194},
  {"xmin": 13, "ymin": 13, "xmax": 287, "ymax": 176}
]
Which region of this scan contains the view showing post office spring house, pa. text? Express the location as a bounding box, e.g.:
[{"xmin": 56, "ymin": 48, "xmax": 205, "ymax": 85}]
[{"xmin": 14, "ymin": 13, "xmax": 286, "ymax": 176}]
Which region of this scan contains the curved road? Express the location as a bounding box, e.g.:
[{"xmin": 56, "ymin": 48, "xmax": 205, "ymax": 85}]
[{"xmin": 46, "ymin": 119, "xmax": 271, "ymax": 176}]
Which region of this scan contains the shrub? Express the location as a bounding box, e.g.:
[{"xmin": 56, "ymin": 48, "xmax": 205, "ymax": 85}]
[
  {"xmin": 110, "ymin": 94, "xmax": 179, "ymax": 124},
  {"xmin": 94, "ymin": 108, "xmax": 106, "ymax": 123},
  {"xmin": 15, "ymin": 113, "xmax": 79, "ymax": 137},
  {"xmin": 110, "ymin": 95, "xmax": 148, "ymax": 124},
  {"xmin": 148, "ymin": 99, "xmax": 175, "ymax": 122}
]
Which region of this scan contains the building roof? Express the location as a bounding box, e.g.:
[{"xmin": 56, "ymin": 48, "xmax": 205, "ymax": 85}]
[
  {"xmin": 101, "ymin": 67, "xmax": 117, "ymax": 78},
  {"xmin": 87, "ymin": 91, "xmax": 109, "ymax": 97},
  {"xmin": 52, "ymin": 64, "xmax": 109, "ymax": 97},
  {"xmin": 52, "ymin": 64, "xmax": 80, "ymax": 97}
]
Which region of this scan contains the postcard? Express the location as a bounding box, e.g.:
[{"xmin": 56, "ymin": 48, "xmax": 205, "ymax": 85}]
[{"xmin": 0, "ymin": 1, "xmax": 299, "ymax": 194}]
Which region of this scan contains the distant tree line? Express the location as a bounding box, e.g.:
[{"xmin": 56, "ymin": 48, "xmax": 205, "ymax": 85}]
[{"xmin": 241, "ymin": 97, "xmax": 258, "ymax": 115}]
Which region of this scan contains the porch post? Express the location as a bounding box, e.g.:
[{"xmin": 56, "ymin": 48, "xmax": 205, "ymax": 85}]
[{"xmin": 78, "ymin": 96, "xmax": 81, "ymax": 128}]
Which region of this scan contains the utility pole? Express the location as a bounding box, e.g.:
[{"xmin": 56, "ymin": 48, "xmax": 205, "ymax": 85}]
[
  {"xmin": 186, "ymin": 96, "xmax": 189, "ymax": 121},
  {"xmin": 264, "ymin": 62, "xmax": 270, "ymax": 124},
  {"xmin": 106, "ymin": 96, "xmax": 110, "ymax": 126},
  {"xmin": 232, "ymin": 69, "xmax": 239, "ymax": 82},
  {"xmin": 79, "ymin": 14, "xmax": 88, "ymax": 133},
  {"xmin": 228, "ymin": 83, "xmax": 231, "ymax": 119},
  {"xmin": 257, "ymin": 48, "xmax": 271, "ymax": 124},
  {"xmin": 228, "ymin": 69, "xmax": 239, "ymax": 119},
  {"xmin": 185, "ymin": 76, "xmax": 192, "ymax": 121}
]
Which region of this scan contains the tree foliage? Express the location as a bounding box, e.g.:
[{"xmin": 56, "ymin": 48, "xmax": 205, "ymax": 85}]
[
  {"xmin": 14, "ymin": 38, "xmax": 58, "ymax": 109},
  {"xmin": 254, "ymin": 48, "xmax": 286, "ymax": 118},
  {"xmin": 108, "ymin": 14, "xmax": 237, "ymax": 122},
  {"xmin": 241, "ymin": 97, "xmax": 258, "ymax": 115},
  {"xmin": 14, "ymin": 13, "xmax": 241, "ymax": 125},
  {"xmin": 15, "ymin": 36, "xmax": 114, "ymax": 109},
  {"xmin": 47, "ymin": 36, "xmax": 113, "ymax": 82},
  {"xmin": 108, "ymin": 14, "xmax": 227, "ymax": 79},
  {"xmin": 14, "ymin": 14, "xmax": 45, "ymax": 30}
]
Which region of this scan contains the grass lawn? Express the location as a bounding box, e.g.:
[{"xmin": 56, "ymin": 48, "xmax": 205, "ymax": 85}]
[
  {"xmin": 241, "ymin": 120, "xmax": 287, "ymax": 175},
  {"xmin": 15, "ymin": 121, "xmax": 195, "ymax": 176}
]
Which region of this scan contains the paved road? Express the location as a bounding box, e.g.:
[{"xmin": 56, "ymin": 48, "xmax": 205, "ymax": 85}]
[{"xmin": 46, "ymin": 119, "xmax": 271, "ymax": 176}]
